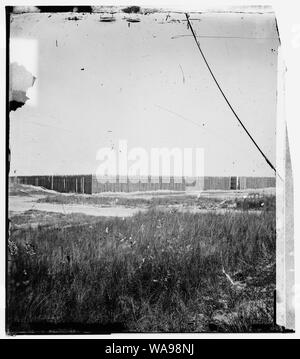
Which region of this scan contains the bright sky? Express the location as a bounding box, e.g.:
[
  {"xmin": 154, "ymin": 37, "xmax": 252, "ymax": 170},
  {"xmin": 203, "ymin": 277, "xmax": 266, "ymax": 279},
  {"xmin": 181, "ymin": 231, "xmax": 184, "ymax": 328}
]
[{"xmin": 9, "ymin": 10, "xmax": 279, "ymax": 176}]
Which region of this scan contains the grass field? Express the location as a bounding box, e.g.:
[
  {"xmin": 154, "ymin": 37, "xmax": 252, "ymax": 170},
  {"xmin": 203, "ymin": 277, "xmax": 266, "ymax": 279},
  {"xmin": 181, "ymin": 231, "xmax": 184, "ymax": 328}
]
[
  {"xmin": 37, "ymin": 191, "xmax": 275, "ymax": 211},
  {"xmin": 7, "ymin": 195, "xmax": 276, "ymax": 333}
]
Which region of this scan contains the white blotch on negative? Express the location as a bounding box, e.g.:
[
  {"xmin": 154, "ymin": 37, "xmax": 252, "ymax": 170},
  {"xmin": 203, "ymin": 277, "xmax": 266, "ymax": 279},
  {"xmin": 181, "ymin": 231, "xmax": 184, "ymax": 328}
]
[{"xmin": 10, "ymin": 38, "xmax": 38, "ymax": 106}]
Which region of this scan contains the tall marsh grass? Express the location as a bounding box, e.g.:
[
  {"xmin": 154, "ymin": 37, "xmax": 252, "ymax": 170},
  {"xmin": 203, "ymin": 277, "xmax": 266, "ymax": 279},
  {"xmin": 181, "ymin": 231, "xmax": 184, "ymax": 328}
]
[{"xmin": 7, "ymin": 209, "xmax": 276, "ymax": 333}]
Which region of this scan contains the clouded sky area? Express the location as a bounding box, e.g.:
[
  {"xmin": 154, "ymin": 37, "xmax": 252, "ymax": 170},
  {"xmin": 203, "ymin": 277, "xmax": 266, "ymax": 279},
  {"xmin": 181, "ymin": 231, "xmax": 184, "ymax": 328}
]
[{"xmin": 9, "ymin": 9, "xmax": 279, "ymax": 176}]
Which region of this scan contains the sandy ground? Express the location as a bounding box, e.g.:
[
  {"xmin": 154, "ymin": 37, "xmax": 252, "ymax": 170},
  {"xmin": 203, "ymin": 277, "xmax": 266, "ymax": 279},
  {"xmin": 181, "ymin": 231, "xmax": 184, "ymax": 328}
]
[
  {"xmin": 9, "ymin": 195, "xmax": 145, "ymax": 217},
  {"xmin": 8, "ymin": 185, "xmax": 274, "ymax": 218}
]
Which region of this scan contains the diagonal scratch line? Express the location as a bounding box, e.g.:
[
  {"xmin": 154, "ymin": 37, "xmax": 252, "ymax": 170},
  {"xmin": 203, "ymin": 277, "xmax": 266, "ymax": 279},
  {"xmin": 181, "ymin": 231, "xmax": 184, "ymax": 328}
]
[
  {"xmin": 155, "ymin": 104, "xmax": 246, "ymax": 151},
  {"xmin": 179, "ymin": 64, "xmax": 185, "ymax": 83},
  {"xmin": 185, "ymin": 13, "xmax": 281, "ymax": 180},
  {"xmin": 156, "ymin": 104, "xmax": 201, "ymax": 128}
]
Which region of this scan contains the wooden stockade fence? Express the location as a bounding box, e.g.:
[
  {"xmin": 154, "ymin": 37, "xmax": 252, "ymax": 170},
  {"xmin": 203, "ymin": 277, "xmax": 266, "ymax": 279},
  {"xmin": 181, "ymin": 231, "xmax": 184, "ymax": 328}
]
[
  {"xmin": 10, "ymin": 175, "xmax": 275, "ymax": 194},
  {"xmin": 10, "ymin": 175, "xmax": 186, "ymax": 194},
  {"xmin": 91, "ymin": 175, "xmax": 186, "ymax": 193},
  {"xmin": 12, "ymin": 175, "xmax": 93, "ymax": 194},
  {"xmin": 199, "ymin": 176, "xmax": 275, "ymax": 190}
]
